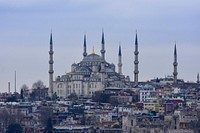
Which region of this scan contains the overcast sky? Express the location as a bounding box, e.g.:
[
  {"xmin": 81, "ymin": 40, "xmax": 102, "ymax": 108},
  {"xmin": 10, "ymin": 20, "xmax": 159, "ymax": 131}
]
[{"xmin": 0, "ymin": 0, "xmax": 199, "ymax": 92}]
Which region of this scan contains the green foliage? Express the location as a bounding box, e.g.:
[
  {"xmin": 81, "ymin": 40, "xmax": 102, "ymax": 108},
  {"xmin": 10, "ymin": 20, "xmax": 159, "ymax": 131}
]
[
  {"xmin": 6, "ymin": 123, "xmax": 23, "ymax": 133},
  {"xmin": 44, "ymin": 117, "xmax": 53, "ymax": 133},
  {"xmin": 92, "ymin": 91, "xmax": 111, "ymax": 103},
  {"xmin": 20, "ymin": 89, "xmax": 24, "ymax": 99},
  {"xmin": 68, "ymin": 92, "xmax": 78, "ymax": 102},
  {"xmin": 6, "ymin": 96, "xmax": 17, "ymax": 102}
]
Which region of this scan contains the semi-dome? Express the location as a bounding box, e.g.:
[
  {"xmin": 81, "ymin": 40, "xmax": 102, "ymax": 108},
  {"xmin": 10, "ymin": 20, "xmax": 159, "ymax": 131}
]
[{"xmin": 82, "ymin": 53, "xmax": 103, "ymax": 63}]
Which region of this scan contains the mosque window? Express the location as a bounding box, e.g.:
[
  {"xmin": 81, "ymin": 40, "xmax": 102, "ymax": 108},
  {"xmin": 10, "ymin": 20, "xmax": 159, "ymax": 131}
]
[
  {"xmin": 131, "ymin": 120, "xmax": 134, "ymax": 126},
  {"xmin": 91, "ymin": 83, "xmax": 93, "ymax": 88}
]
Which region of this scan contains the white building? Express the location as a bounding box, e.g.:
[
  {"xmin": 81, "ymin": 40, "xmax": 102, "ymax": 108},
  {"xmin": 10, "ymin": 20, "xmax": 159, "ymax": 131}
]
[{"xmin": 139, "ymin": 85, "xmax": 157, "ymax": 102}]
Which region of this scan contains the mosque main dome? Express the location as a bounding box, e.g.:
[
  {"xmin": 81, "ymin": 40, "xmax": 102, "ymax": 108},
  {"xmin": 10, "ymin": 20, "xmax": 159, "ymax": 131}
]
[{"xmin": 82, "ymin": 53, "xmax": 104, "ymax": 63}]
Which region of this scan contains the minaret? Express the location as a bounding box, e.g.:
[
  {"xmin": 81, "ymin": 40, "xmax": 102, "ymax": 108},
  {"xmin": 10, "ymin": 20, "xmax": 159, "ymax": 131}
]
[
  {"xmin": 118, "ymin": 44, "xmax": 122, "ymax": 75},
  {"xmin": 14, "ymin": 70, "xmax": 16, "ymax": 93},
  {"xmin": 83, "ymin": 34, "xmax": 87, "ymax": 58},
  {"xmin": 197, "ymin": 73, "xmax": 199, "ymax": 84},
  {"xmin": 101, "ymin": 30, "xmax": 106, "ymax": 60},
  {"xmin": 49, "ymin": 33, "xmax": 54, "ymax": 98},
  {"xmin": 173, "ymin": 44, "xmax": 178, "ymax": 84},
  {"xmin": 134, "ymin": 32, "xmax": 139, "ymax": 85}
]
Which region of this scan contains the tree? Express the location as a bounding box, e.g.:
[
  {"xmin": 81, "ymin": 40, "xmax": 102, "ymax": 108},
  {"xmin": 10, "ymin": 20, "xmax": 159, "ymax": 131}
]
[
  {"xmin": 20, "ymin": 84, "xmax": 29, "ymax": 99},
  {"xmin": 92, "ymin": 91, "xmax": 111, "ymax": 103},
  {"xmin": 0, "ymin": 108, "xmax": 9, "ymax": 131},
  {"xmin": 44, "ymin": 117, "xmax": 53, "ymax": 133},
  {"xmin": 20, "ymin": 89, "xmax": 24, "ymax": 99},
  {"xmin": 5, "ymin": 123, "xmax": 23, "ymax": 133},
  {"xmin": 6, "ymin": 96, "xmax": 17, "ymax": 102},
  {"xmin": 68, "ymin": 92, "xmax": 78, "ymax": 103},
  {"xmin": 39, "ymin": 107, "xmax": 53, "ymax": 126},
  {"xmin": 31, "ymin": 80, "xmax": 47, "ymax": 100},
  {"xmin": 32, "ymin": 80, "xmax": 45, "ymax": 89},
  {"xmin": 21, "ymin": 84, "xmax": 29, "ymax": 90}
]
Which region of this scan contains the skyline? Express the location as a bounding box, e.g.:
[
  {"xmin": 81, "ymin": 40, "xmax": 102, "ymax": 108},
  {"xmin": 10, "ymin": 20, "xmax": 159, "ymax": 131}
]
[{"xmin": 0, "ymin": 0, "xmax": 200, "ymax": 92}]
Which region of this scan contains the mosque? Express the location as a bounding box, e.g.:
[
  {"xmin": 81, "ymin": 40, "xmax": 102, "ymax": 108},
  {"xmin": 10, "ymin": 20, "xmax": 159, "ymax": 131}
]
[
  {"xmin": 48, "ymin": 32, "xmax": 140, "ymax": 98},
  {"xmin": 48, "ymin": 31, "xmax": 178, "ymax": 98}
]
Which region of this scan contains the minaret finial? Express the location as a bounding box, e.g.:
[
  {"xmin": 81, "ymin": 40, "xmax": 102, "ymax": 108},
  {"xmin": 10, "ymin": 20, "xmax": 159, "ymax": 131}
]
[
  {"xmin": 101, "ymin": 29, "xmax": 106, "ymax": 60},
  {"xmin": 83, "ymin": 33, "xmax": 87, "ymax": 58},
  {"xmin": 174, "ymin": 42, "xmax": 177, "ymax": 55},
  {"xmin": 118, "ymin": 43, "xmax": 122, "ymax": 74},
  {"xmin": 135, "ymin": 31, "xmax": 138, "ymax": 45},
  {"xmin": 49, "ymin": 32, "xmax": 54, "ymax": 98},
  {"xmin": 92, "ymin": 46, "xmax": 95, "ymax": 54},
  {"xmin": 50, "ymin": 32, "xmax": 53, "ymax": 45},
  {"xmin": 134, "ymin": 31, "xmax": 139, "ymax": 86},
  {"xmin": 101, "ymin": 28, "xmax": 105, "ymax": 44},
  {"xmin": 118, "ymin": 43, "xmax": 121, "ymax": 56},
  {"xmin": 173, "ymin": 43, "xmax": 178, "ymax": 84}
]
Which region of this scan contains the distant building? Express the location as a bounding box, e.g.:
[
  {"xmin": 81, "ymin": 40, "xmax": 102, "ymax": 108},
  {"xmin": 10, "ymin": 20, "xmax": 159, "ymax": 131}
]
[{"xmin": 139, "ymin": 85, "xmax": 157, "ymax": 102}]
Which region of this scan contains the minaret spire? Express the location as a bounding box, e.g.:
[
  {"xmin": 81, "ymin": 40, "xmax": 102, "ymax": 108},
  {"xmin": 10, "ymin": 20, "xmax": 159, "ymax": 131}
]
[
  {"xmin": 173, "ymin": 43, "xmax": 178, "ymax": 84},
  {"xmin": 197, "ymin": 73, "xmax": 199, "ymax": 84},
  {"xmin": 49, "ymin": 32, "xmax": 54, "ymax": 98},
  {"xmin": 134, "ymin": 32, "xmax": 139, "ymax": 85},
  {"xmin": 83, "ymin": 34, "xmax": 87, "ymax": 58},
  {"xmin": 101, "ymin": 30, "xmax": 106, "ymax": 60},
  {"xmin": 118, "ymin": 44, "xmax": 122, "ymax": 75}
]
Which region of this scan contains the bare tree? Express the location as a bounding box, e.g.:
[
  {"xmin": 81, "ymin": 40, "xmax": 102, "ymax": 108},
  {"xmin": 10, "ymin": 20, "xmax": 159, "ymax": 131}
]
[
  {"xmin": 39, "ymin": 107, "xmax": 53, "ymax": 126},
  {"xmin": 0, "ymin": 108, "xmax": 24, "ymax": 132},
  {"xmin": 21, "ymin": 84, "xmax": 29, "ymax": 90},
  {"xmin": 20, "ymin": 84, "xmax": 29, "ymax": 99},
  {"xmin": 31, "ymin": 80, "xmax": 48, "ymax": 100},
  {"xmin": 32, "ymin": 80, "xmax": 45, "ymax": 89}
]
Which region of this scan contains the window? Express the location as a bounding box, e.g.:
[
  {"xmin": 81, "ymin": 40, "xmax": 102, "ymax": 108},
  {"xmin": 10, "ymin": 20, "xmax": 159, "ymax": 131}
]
[{"xmin": 131, "ymin": 120, "xmax": 134, "ymax": 126}]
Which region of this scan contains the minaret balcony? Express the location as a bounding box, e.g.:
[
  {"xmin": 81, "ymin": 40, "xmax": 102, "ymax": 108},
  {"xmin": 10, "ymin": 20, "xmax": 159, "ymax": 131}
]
[
  {"xmin": 134, "ymin": 60, "xmax": 139, "ymax": 64},
  {"xmin": 101, "ymin": 50, "xmax": 105, "ymax": 53},
  {"xmin": 134, "ymin": 51, "xmax": 139, "ymax": 55},
  {"xmin": 49, "ymin": 60, "xmax": 54, "ymax": 64},
  {"xmin": 134, "ymin": 71, "xmax": 139, "ymax": 74},
  {"xmin": 118, "ymin": 64, "xmax": 122, "ymax": 67},
  {"xmin": 83, "ymin": 52, "xmax": 87, "ymax": 56},
  {"xmin": 173, "ymin": 72, "xmax": 178, "ymax": 75},
  {"xmin": 49, "ymin": 51, "xmax": 54, "ymax": 54},
  {"xmin": 173, "ymin": 62, "xmax": 178, "ymax": 66},
  {"xmin": 49, "ymin": 70, "xmax": 54, "ymax": 74}
]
